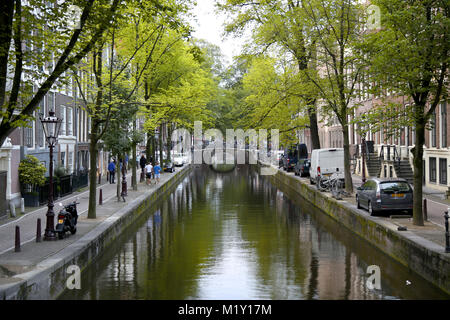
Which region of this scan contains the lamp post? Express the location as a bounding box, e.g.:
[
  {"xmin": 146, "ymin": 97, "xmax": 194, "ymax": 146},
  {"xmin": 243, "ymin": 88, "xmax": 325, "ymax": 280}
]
[{"xmin": 39, "ymin": 110, "xmax": 62, "ymax": 241}]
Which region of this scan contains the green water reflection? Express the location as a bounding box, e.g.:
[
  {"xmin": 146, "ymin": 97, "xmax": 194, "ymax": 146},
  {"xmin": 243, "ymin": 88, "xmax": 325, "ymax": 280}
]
[{"xmin": 59, "ymin": 166, "xmax": 449, "ymax": 300}]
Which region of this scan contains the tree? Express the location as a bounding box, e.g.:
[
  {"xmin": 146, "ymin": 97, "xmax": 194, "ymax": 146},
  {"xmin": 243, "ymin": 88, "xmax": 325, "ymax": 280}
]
[
  {"xmin": 0, "ymin": 0, "xmax": 121, "ymax": 146},
  {"xmin": 18, "ymin": 155, "xmax": 46, "ymax": 188},
  {"xmin": 218, "ymin": 0, "xmax": 322, "ymax": 150},
  {"xmin": 300, "ymin": 0, "xmax": 365, "ymax": 193},
  {"xmin": 358, "ymin": 0, "xmax": 449, "ymax": 226},
  {"xmin": 241, "ymin": 56, "xmax": 310, "ymax": 147}
]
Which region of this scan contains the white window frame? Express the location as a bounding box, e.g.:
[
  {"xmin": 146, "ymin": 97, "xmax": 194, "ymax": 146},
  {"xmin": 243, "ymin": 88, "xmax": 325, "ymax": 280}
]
[
  {"xmin": 60, "ymin": 105, "xmax": 66, "ymax": 136},
  {"xmin": 67, "ymin": 106, "xmax": 73, "ymax": 136}
]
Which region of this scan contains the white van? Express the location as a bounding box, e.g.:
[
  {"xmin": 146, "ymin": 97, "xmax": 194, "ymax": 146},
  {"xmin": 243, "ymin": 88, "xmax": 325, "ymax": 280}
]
[{"xmin": 310, "ymin": 148, "xmax": 345, "ymax": 184}]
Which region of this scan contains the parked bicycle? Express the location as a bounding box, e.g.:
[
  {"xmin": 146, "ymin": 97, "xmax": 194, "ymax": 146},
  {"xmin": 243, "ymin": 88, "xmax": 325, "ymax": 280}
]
[{"xmin": 316, "ymin": 171, "xmax": 345, "ymax": 199}]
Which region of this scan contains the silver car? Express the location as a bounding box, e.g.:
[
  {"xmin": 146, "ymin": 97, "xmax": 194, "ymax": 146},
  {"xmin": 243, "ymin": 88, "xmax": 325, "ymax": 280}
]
[{"xmin": 356, "ymin": 178, "xmax": 413, "ymax": 216}]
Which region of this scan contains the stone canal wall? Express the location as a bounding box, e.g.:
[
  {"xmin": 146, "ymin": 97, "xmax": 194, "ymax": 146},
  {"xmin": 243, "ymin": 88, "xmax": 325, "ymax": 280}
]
[
  {"xmin": 1, "ymin": 165, "xmax": 192, "ymax": 300},
  {"xmin": 263, "ymin": 164, "xmax": 450, "ymax": 295}
]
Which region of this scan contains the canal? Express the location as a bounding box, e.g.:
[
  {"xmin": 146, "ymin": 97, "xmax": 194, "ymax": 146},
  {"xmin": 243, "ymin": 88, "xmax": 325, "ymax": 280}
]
[{"xmin": 59, "ymin": 165, "xmax": 449, "ymax": 299}]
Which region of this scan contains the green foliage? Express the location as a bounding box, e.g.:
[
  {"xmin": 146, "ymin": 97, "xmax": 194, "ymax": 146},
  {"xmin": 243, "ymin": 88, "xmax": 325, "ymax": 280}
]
[
  {"xmin": 0, "ymin": 0, "xmax": 123, "ymax": 146},
  {"xmin": 18, "ymin": 155, "xmax": 46, "ymax": 187},
  {"xmin": 54, "ymin": 164, "xmax": 68, "ymax": 178},
  {"xmin": 239, "ymin": 56, "xmax": 309, "ymax": 146}
]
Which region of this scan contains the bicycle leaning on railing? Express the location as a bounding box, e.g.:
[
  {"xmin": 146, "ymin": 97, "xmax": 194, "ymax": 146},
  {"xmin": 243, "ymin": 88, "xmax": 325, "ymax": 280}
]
[{"xmin": 316, "ymin": 171, "xmax": 345, "ymax": 200}]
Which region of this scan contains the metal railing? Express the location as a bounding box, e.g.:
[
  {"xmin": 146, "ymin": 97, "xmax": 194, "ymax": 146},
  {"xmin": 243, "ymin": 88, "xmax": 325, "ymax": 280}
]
[
  {"xmin": 59, "ymin": 175, "xmax": 73, "ymax": 197},
  {"xmin": 379, "ymin": 145, "xmax": 401, "ymax": 166},
  {"xmin": 72, "ymin": 171, "xmax": 89, "ymax": 190}
]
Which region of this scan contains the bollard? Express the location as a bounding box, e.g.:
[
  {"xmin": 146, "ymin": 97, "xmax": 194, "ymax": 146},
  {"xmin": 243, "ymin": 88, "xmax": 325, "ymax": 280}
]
[
  {"xmin": 9, "ymin": 202, "xmax": 16, "ymax": 218},
  {"xmin": 98, "ymin": 173, "xmax": 101, "ymax": 184},
  {"xmin": 99, "ymin": 188, "xmax": 103, "ymax": 205},
  {"xmin": 423, "ymin": 198, "xmax": 428, "ymax": 221},
  {"xmin": 20, "ymin": 198, "xmax": 25, "ymax": 214},
  {"xmin": 36, "ymin": 218, "xmax": 41, "ymax": 243},
  {"xmin": 15, "ymin": 226, "xmax": 20, "ymax": 252},
  {"xmin": 445, "ymin": 209, "xmax": 450, "ymax": 253}
]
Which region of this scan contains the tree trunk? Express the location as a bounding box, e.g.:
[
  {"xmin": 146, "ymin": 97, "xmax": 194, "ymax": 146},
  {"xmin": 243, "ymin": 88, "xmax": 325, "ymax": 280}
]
[
  {"xmin": 152, "ymin": 134, "xmax": 156, "ymax": 164},
  {"xmin": 413, "ymin": 119, "xmax": 425, "ymax": 226},
  {"xmin": 131, "ymin": 118, "xmax": 137, "ymax": 191},
  {"xmin": 159, "ymin": 123, "xmax": 163, "ymax": 165},
  {"xmin": 167, "ymin": 123, "xmax": 172, "ymax": 162},
  {"xmin": 116, "ymin": 153, "xmax": 120, "ymax": 200},
  {"xmin": 146, "ymin": 134, "xmax": 152, "ymax": 161},
  {"xmin": 88, "ymin": 127, "xmax": 99, "ymax": 219},
  {"xmin": 0, "ymin": 1, "xmax": 14, "ymax": 108},
  {"xmin": 342, "ymin": 124, "xmax": 353, "ymax": 194},
  {"xmin": 307, "ymin": 102, "xmax": 321, "ymax": 150}
]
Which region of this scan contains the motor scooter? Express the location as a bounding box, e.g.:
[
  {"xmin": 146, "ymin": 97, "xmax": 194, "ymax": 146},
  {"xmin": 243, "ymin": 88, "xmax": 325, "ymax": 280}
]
[{"xmin": 55, "ymin": 200, "xmax": 79, "ymax": 239}]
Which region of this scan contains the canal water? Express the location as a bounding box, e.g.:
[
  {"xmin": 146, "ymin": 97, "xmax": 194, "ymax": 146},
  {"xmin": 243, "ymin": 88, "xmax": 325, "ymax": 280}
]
[{"xmin": 59, "ymin": 165, "xmax": 449, "ymax": 300}]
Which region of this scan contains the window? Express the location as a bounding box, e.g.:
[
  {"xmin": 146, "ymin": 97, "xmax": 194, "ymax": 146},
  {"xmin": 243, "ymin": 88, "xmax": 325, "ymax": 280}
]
[
  {"xmin": 61, "ymin": 152, "xmax": 66, "ymax": 167},
  {"xmin": 47, "ymin": 91, "xmax": 54, "ymax": 111},
  {"xmin": 67, "ymin": 107, "xmax": 73, "ymax": 135},
  {"xmin": 60, "ymin": 106, "xmax": 66, "ymax": 135},
  {"xmin": 429, "ymin": 157, "xmax": 437, "ymax": 182},
  {"xmin": 38, "ymin": 97, "xmax": 45, "ymax": 147},
  {"xmin": 24, "ymin": 120, "xmax": 34, "ymax": 148},
  {"xmin": 439, "ymin": 158, "xmax": 447, "ymax": 185},
  {"xmin": 431, "ymin": 110, "xmax": 437, "ymax": 147},
  {"xmin": 441, "ymin": 101, "xmax": 447, "ymax": 148}
]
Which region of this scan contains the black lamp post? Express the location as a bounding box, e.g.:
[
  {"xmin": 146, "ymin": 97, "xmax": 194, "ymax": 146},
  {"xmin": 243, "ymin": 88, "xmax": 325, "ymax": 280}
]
[{"xmin": 39, "ymin": 110, "xmax": 62, "ymax": 241}]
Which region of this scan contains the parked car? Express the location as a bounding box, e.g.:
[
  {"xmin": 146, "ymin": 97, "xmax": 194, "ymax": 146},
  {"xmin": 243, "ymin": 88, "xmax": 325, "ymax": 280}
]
[
  {"xmin": 356, "ymin": 178, "xmax": 413, "ymax": 216},
  {"xmin": 294, "ymin": 159, "xmax": 311, "ymax": 177},
  {"xmin": 310, "ymin": 148, "xmax": 344, "ymax": 185},
  {"xmin": 172, "ymin": 153, "xmax": 184, "ymax": 166},
  {"xmin": 181, "ymin": 153, "xmax": 190, "ymax": 164},
  {"xmin": 163, "ymin": 160, "xmax": 175, "ymax": 173},
  {"xmin": 272, "ymin": 150, "xmax": 284, "ymax": 167},
  {"xmin": 282, "ymin": 148, "xmax": 298, "ymax": 172}
]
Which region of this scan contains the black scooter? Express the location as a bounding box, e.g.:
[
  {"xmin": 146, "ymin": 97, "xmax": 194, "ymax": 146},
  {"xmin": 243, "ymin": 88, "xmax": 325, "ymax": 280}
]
[{"xmin": 55, "ymin": 200, "xmax": 79, "ymax": 239}]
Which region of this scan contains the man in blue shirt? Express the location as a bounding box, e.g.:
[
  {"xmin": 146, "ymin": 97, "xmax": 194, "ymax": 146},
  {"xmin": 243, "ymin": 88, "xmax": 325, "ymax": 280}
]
[
  {"xmin": 108, "ymin": 159, "xmax": 116, "ymax": 184},
  {"xmin": 153, "ymin": 162, "xmax": 162, "ymax": 183}
]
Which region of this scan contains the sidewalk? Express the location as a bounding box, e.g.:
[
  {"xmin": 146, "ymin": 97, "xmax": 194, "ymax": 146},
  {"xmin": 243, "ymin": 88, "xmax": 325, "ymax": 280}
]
[
  {"xmin": 0, "ymin": 166, "xmax": 187, "ymax": 286},
  {"xmin": 0, "ymin": 172, "xmax": 132, "ymax": 255},
  {"xmin": 352, "ymin": 174, "xmax": 449, "ymax": 228}
]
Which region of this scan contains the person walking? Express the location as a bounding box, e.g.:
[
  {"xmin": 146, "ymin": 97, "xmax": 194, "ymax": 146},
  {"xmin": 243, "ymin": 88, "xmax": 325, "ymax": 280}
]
[
  {"xmin": 153, "ymin": 161, "xmax": 162, "ymax": 184},
  {"xmin": 144, "ymin": 162, "xmax": 153, "ymax": 185},
  {"xmin": 108, "ymin": 159, "xmax": 116, "ymax": 184},
  {"xmin": 139, "ymin": 154, "xmax": 147, "ymax": 182}
]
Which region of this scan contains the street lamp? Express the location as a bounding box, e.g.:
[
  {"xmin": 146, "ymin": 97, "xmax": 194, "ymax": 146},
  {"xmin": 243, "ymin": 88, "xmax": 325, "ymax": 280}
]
[{"xmin": 39, "ymin": 110, "xmax": 62, "ymax": 241}]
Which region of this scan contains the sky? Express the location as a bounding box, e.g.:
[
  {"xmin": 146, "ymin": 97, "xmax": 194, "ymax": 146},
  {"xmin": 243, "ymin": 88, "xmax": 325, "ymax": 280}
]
[{"xmin": 191, "ymin": 0, "xmax": 248, "ymax": 67}]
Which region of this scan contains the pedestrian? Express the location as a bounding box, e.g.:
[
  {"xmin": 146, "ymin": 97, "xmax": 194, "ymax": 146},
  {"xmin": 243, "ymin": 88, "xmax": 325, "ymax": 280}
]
[
  {"xmin": 145, "ymin": 162, "xmax": 153, "ymax": 185},
  {"xmin": 108, "ymin": 159, "xmax": 116, "ymax": 184},
  {"xmin": 153, "ymin": 161, "xmax": 162, "ymax": 184},
  {"xmin": 140, "ymin": 154, "xmax": 147, "ymax": 172},
  {"xmin": 139, "ymin": 154, "xmax": 147, "ymax": 182}
]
